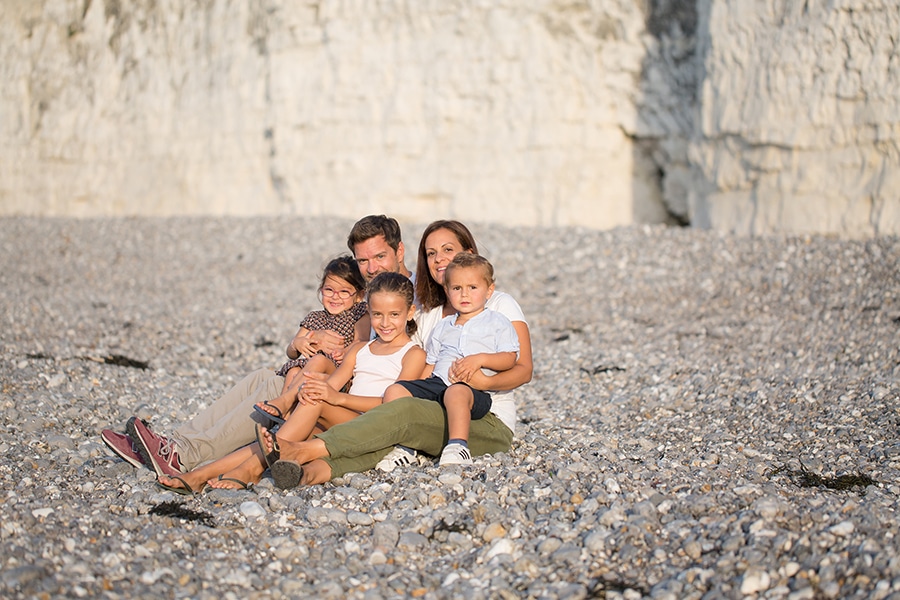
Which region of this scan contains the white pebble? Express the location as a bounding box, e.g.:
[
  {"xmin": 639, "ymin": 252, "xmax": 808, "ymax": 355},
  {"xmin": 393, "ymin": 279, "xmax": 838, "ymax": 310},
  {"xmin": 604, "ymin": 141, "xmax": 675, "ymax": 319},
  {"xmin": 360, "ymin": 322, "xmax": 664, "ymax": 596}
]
[
  {"xmin": 240, "ymin": 501, "xmax": 266, "ymax": 519},
  {"xmin": 484, "ymin": 538, "xmax": 515, "ymax": 561},
  {"xmin": 438, "ymin": 473, "xmax": 462, "ymax": 485},
  {"xmin": 740, "ymin": 569, "xmax": 771, "ymax": 594},
  {"xmin": 829, "ymin": 521, "xmax": 854, "ymax": 536},
  {"xmin": 604, "ymin": 478, "xmax": 621, "ymax": 494}
]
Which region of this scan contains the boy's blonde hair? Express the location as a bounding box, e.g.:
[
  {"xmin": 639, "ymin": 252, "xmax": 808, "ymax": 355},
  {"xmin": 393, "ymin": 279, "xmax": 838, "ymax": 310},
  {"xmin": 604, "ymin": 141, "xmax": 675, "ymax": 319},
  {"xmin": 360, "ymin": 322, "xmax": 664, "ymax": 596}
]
[{"xmin": 444, "ymin": 253, "xmax": 495, "ymax": 287}]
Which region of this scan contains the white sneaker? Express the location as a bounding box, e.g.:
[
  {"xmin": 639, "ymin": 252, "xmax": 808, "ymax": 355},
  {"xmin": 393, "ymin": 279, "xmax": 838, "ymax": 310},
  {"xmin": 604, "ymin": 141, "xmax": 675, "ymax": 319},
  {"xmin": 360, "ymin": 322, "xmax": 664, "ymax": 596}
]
[
  {"xmin": 376, "ymin": 446, "xmax": 416, "ymax": 472},
  {"xmin": 439, "ymin": 443, "xmax": 473, "ymax": 466}
]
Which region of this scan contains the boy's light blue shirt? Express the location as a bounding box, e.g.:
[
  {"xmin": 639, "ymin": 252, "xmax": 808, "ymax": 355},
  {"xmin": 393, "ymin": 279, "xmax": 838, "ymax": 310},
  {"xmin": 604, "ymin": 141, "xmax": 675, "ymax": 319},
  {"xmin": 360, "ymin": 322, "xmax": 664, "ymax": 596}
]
[{"xmin": 426, "ymin": 308, "xmax": 520, "ymax": 386}]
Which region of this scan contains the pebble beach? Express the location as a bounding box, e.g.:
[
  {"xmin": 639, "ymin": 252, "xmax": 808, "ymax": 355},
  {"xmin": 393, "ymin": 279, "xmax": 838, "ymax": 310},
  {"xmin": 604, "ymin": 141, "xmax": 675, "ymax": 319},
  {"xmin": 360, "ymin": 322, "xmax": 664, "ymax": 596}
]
[{"xmin": 1, "ymin": 216, "xmax": 899, "ymax": 599}]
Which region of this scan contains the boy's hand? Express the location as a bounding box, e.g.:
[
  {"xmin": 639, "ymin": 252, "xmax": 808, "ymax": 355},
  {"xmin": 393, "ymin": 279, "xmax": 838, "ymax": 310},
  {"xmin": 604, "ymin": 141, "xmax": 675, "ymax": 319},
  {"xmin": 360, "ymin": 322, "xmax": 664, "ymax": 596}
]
[{"xmin": 449, "ymin": 354, "xmax": 484, "ymax": 383}]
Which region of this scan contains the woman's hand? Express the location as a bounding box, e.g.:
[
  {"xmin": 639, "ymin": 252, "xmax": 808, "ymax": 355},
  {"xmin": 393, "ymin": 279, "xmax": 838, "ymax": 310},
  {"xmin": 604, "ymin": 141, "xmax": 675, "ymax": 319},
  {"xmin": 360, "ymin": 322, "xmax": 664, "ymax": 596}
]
[
  {"xmin": 452, "ymin": 322, "xmax": 533, "ymax": 392},
  {"xmin": 456, "ymin": 368, "xmax": 491, "ymax": 390}
]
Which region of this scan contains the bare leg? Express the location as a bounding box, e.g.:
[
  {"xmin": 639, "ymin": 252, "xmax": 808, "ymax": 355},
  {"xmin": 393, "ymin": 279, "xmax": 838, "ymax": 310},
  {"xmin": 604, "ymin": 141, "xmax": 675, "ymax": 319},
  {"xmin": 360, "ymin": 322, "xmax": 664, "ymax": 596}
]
[
  {"xmin": 443, "ymin": 384, "xmax": 474, "ymax": 441},
  {"xmin": 207, "ymin": 444, "xmax": 268, "ymax": 489},
  {"xmin": 315, "ymin": 403, "xmax": 365, "ymax": 432},
  {"xmin": 256, "ymin": 354, "xmax": 335, "ymax": 419},
  {"xmin": 209, "ymin": 400, "xmax": 347, "ymax": 489},
  {"xmin": 281, "ymin": 366, "xmax": 303, "ymax": 392},
  {"xmin": 271, "ymin": 401, "xmax": 326, "ymax": 443}
]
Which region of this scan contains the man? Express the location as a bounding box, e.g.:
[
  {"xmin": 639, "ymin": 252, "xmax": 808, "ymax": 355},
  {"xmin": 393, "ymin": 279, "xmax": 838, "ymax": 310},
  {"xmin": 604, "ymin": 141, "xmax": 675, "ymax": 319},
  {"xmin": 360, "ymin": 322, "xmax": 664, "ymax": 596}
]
[{"xmin": 100, "ymin": 215, "xmax": 412, "ymax": 477}]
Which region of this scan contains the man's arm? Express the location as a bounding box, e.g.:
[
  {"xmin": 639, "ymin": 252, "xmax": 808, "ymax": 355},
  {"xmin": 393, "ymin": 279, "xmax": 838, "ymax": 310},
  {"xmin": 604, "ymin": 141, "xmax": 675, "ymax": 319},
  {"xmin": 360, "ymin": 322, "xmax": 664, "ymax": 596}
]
[{"xmin": 303, "ymin": 329, "xmax": 347, "ymax": 356}]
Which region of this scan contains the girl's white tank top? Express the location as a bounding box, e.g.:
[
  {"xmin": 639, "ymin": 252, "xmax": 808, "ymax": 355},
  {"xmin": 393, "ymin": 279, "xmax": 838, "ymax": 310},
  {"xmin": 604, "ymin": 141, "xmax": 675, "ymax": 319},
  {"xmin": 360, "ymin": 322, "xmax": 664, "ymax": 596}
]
[{"xmin": 348, "ymin": 340, "xmax": 418, "ymax": 397}]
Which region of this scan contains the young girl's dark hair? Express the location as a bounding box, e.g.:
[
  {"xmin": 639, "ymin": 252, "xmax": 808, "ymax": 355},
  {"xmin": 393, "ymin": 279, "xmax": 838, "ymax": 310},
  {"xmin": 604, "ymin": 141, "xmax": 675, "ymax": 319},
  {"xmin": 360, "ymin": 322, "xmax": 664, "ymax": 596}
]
[
  {"xmin": 366, "ymin": 271, "xmax": 418, "ymax": 336},
  {"xmin": 321, "ymin": 255, "xmax": 366, "ymax": 297}
]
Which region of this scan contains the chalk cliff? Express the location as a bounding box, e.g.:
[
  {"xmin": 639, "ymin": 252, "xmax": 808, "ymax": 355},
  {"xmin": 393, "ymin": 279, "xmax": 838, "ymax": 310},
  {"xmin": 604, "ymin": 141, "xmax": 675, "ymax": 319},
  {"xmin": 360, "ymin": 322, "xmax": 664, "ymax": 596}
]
[{"xmin": 1, "ymin": 0, "xmax": 897, "ymax": 236}]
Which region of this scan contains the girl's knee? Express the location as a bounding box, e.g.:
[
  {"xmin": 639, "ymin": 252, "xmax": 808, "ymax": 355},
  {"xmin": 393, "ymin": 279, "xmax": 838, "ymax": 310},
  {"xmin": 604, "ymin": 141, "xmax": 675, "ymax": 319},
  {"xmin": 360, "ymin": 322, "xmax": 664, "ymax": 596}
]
[{"xmin": 382, "ymin": 383, "xmax": 405, "ymax": 403}]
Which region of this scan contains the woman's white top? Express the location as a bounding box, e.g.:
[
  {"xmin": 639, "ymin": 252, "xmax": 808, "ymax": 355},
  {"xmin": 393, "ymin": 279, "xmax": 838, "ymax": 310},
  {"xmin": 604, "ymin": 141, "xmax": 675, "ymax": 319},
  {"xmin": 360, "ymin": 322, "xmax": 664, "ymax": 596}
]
[
  {"xmin": 349, "ymin": 340, "xmax": 418, "ymax": 397},
  {"xmin": 412, "ymin": 291, "xmax": 526, "ymax": 433}
]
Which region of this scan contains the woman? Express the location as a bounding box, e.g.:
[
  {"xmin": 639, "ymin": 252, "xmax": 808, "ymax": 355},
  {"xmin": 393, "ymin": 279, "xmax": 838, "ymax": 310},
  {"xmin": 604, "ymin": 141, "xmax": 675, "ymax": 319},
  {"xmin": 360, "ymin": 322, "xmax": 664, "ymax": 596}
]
[{"xmin": 265, "ymin": 220, "xmax": 533, "ymax": 485}]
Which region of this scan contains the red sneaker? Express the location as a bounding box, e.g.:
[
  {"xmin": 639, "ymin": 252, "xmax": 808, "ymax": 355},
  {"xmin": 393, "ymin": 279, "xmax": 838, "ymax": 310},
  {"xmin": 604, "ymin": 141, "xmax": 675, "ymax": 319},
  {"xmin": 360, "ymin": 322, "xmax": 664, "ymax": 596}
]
[
  {"xmin": 100, "ymin": 429, "xmax": 146, "ymax": 470},
  {"xmin": 128, "ymin": 418, "xmax": 185, "ymax": 478}
]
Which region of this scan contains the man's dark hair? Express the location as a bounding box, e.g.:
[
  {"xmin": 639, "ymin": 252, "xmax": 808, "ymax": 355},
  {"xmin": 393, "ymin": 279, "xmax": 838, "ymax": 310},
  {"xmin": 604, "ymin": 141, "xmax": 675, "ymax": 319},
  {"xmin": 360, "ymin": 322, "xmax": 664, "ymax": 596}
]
[{"xmin": 347, "ymin": 215, "xmax": 403, "ymax": 252}]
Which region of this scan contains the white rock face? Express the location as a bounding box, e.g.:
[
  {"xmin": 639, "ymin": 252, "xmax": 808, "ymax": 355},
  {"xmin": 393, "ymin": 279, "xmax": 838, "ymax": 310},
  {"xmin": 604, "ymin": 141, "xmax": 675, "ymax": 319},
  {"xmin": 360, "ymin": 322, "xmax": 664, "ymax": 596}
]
[
  {"xmin": 1, "ymin": 0, "xmax": 897, "ymax": 236},
  {"xmin": 689, "ymin": 0, "xmax": 900, "ymax": 236}
]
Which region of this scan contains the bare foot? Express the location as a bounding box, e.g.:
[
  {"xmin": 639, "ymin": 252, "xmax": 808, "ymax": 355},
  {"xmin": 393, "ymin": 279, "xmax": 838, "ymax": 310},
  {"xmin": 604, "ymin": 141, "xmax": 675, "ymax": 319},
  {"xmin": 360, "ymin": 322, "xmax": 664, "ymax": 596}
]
[
  {"xmin": 207, "ymin": 461, "xmax": 264, "ymax": 490},
  {"xmin": 261, "ymin": 427, "xmax": 329, "ymax": 465},
  {"xmin": 207, "ymin": 474, "xmax": 254, "ymax": 491},
  {"xmin": 158, "ymin": 473, "xmax": 206, "ymax": 494},
  {"xmin": 255, "ymin": 398, "xmax": 292, "ymax": 420},
  {"xmin": 302, "ymin": 459, "xmax": 333, "ymax": 485}
]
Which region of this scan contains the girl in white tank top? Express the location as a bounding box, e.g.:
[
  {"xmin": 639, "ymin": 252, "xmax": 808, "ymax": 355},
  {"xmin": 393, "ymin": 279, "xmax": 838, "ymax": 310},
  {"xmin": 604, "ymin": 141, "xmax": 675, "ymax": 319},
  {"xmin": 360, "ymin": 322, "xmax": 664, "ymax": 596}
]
[{"xmin": 182, "ymin": 272, "xmax": 428, "ymax": 493}]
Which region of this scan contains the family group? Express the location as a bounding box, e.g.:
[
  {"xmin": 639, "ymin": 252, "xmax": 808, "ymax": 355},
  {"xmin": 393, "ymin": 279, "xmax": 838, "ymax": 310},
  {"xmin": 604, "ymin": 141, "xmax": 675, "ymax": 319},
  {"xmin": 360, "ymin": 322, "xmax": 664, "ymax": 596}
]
[{"xmin": 100, "ymin": 215, "xmax": 532, "ymax": 494}]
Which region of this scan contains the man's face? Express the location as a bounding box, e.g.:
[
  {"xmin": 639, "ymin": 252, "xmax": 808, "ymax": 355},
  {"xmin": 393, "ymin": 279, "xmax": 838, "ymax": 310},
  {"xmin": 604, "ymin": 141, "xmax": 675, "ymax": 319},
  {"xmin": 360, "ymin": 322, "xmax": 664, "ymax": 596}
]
[{"xmin": 353, "ymin": 235, "xmax": 404, "ymax": 281}]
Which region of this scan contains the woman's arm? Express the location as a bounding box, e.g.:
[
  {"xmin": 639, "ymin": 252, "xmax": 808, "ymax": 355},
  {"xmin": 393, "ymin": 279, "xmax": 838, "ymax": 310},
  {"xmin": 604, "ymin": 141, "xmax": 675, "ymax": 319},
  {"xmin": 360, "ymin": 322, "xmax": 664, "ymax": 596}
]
[
  {"xmin": 452, "ymin": 321, "xmax": 532, "ymax": 391},
  {"xmin": 453, "ymin": 350, "xmax": 518, "ymax": 381}
]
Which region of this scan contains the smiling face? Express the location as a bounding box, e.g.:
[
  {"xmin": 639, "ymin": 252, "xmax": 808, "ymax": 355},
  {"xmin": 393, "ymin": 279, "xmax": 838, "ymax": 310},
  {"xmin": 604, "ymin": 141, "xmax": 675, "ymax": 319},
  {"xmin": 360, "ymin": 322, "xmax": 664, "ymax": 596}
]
[
  {"xmin": 367, "ymin": 290, "xmax": 414, "ymax": 343},
  {"xmin": 424, "ymin": 227, "xmax": 471, "ymax": 286},
  {"xmin": 352, "ymin": 235, "xmax": 405, "ymax": 282},
  {"xmin": 320, "ymin": 274, "xmax": 361, "ymax": 315}
]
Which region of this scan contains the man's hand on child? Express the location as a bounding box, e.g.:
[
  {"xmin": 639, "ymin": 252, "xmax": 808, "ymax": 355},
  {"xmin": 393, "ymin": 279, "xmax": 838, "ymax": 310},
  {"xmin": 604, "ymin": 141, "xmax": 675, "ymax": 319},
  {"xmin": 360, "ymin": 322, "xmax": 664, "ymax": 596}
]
[{"xmin": 306, "ymin": 329, "xmax": 345, "ymax": 355}]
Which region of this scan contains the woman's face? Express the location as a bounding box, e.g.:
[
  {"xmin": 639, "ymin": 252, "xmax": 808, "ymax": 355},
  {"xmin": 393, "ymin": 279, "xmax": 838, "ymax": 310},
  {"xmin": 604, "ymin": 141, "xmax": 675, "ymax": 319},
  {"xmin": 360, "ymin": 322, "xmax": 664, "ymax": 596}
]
[{"xmin": 424, "ymin": 228, "xmax": 470, "ymax": 285}]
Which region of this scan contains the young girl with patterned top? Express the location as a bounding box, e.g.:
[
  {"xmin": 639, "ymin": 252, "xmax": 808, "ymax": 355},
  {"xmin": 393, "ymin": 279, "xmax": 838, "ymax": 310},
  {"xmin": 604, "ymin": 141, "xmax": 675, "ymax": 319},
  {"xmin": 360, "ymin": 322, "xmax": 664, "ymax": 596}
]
[
  {"xmin": 253, "ymin": 254, "xmax": 370, "ymax": 426},
  {"xmin": 156, "ymin": 271, "xmax": 426, "ymax": 492}
]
